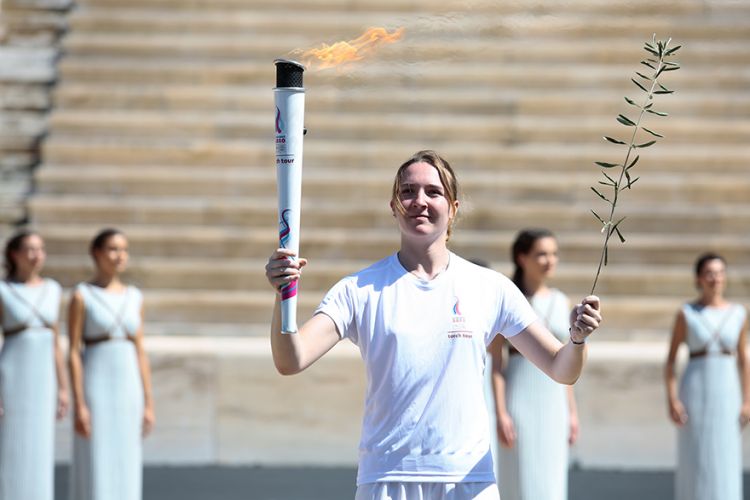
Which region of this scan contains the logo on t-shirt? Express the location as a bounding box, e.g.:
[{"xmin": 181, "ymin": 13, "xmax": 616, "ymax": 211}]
[{"xmin": 448, "ymin": 296, "xmax": 473, "ymax": 339}]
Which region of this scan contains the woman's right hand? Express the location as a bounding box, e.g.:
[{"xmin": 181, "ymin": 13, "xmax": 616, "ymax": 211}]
[
  {"xmin": 142, "ymin": 404, "xmax": 156, "ymax": 438},
  {"xmin": 668, "ymin": 399, "xmax": 688, "ymax": 426},
  {"xmin": 265, "ymin": 248, "xmax": 307, "ymax": 293},
  {"xmin": 74, "ymin": 405, "xmax": 92, "ymax": 438},
  {"xmin": 497, "ymin": 412, "xmax": 516, "ymax": 448},
  {"xmin": 56, "ymin": 388, "xmax": 69, "ymax": 421}
]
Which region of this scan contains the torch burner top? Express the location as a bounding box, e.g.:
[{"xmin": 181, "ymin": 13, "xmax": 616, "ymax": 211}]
[{"xmin": 274, "ymin": 58, "xmax": 305, "ymax": 89}]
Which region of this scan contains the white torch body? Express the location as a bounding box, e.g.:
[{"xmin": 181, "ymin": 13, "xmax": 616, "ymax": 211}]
[{"xmin": 274, "ymin": 60, "xmax": 305, "ymax": 334}]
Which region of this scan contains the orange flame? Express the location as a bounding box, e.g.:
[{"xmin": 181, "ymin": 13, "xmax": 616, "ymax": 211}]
[{"xmin": 295, "ymin": 27, "xmax": 405, "ymax": 70}]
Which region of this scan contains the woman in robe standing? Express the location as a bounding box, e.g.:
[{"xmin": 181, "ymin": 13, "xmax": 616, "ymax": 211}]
[
  {"xmin": 489, "ymin": 228, "xmax": 578, "ymax": 500},
  {"xmin": 665, "ymin": 252, "xmax": 749, "ymax": 500},
  {"xmin": 69, "ymin": 228, "xmax": 155, "ymax": 500},
  {"xmin": 0, "ymin": 230, "xmax": 68, "ymax": 500}
]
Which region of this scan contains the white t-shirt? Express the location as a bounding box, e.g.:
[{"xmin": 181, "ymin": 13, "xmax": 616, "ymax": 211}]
[{"xmin": 315, "ymin": 252, "xmax": 539, "ymax": 485}]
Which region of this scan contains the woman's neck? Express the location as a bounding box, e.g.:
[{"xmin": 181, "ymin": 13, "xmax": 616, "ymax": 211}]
[
  {"xmin": 398, "ymin": 239, "xmax": 451, "ymax": 281},
  {"xmin": 522, "ymin": 276, "xmax": 548, "ymax": 297},
  {"xmin": 91, "ymin": 272, "xmax": 122, "ymax": 290},
  {"xmin": 698, "ymin": 292, "xmax": 727, "ymax": 308},
  {"xmin": 9, "ymin": 270, "xmax": 42, "ymax": 285}
]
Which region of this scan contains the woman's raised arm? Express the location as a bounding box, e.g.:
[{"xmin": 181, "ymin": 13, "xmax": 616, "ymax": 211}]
[{"xmin": 266, "ymin": 248, "xmax": 341, "ymax": 375}]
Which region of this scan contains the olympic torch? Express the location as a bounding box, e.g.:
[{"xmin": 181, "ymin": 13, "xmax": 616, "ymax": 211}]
[{"xmin": 274, "ymin": 59, "xmax": 305, "ymax": 334}]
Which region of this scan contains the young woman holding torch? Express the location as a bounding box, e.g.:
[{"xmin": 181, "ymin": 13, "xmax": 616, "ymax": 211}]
[{"xmin": 265, "ymin": 150, "xmax": 602, "ymax": 500}]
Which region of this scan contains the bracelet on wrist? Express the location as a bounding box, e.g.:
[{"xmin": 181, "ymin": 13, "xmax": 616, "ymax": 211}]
[{"xmin": 569, "ymin": 328, "xmax": 586, "ymax": 345}]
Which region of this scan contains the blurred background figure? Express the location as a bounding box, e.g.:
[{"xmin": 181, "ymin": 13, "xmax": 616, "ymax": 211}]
[
  {"xmin": 0, "ymin": 229, "xmax": 68, "ymax": 500},
  {"xmin": 68, "ymin": 228, "xmax": 155, "ymax": 500},
  {"xmin": 665, "ymin": 252, "xmax": 749, "ymax": 500},
  {"xmin": 488, "ymin": 228, "xmax": 578, "ymax": 500}
]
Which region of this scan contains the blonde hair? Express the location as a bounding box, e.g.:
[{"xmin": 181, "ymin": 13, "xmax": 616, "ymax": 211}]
[{"xmin": 391, "ymin": 150, "xmax": 460, "ymax": 240}]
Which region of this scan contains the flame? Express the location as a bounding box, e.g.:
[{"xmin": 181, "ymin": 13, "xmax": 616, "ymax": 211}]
[{"xmin": 295, "ymin": 27, "xmax": 405, "ymax": 70}]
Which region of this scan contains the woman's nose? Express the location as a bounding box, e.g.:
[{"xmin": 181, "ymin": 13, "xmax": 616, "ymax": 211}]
[{"xmin": 414, "ymin": 189, "xmax": 428, "ymax": 206}]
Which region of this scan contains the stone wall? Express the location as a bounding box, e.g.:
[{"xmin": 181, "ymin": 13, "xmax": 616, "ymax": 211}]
[
  {"xmin": 50, "ymin": 338, "xmax": 750, "ymax": 469},
  {"xmin": 0, "ymin": 0, "xmax": 71, "ymax": 238}
]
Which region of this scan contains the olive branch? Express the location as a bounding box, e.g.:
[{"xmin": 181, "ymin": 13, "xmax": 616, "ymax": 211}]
[{"xmin": 589, "ymin": 35, "xmax": 681, "ymax": 295}]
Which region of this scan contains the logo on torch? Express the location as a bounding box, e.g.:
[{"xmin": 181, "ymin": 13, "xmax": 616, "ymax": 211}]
[
  {"xmin": 279, "ymin": 209, "xmax": 297, "ymax": 300},
  {"xmin": 279, "ymin": 208, "xmax": 292, "ymax": 249},
  {"xmin": 275, "ymin": 107, "xmax": 285, "ymax": 134}
]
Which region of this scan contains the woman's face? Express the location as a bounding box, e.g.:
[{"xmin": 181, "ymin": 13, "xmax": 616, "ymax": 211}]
[
  {"xmin": 697, "ymin": 258, "xmax": 726, "ymax": 296},
  {"xmin": 11, "ymin": 234, "xmax": 46, "ymax": 277},
  {"xmin": 518, "ymin": 236, "xmax": 558, "ymax": 282},
  {"xmin": 391, "ymin": 162, "xmax": 458, "ymax": 242},
  {"xmin": 93, "ymin": 234, "xmax": 129, "ymax": 275}
]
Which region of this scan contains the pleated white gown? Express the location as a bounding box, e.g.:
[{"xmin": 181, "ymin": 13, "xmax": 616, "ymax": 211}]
[
  {"xmin": 675, "ymin": 303, "xmax": 746, "ymax": 500},
  {"xmin": 498, "ymin": 289, "xmax": 570, "ymax": 500},
  {"xmin": 0, "ymin": 279, "xmax": 61, "ymax": 500},
  {"xmin": 70, "ymin": 283, "xmax": 144, "ymax": 500}
]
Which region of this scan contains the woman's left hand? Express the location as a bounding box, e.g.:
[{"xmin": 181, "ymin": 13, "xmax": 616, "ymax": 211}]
[
  {"xmin": 142, "ymin": 405, "xmax": 156, "ymax": 437},
  {"xmin": 740, "ymin": 403, "xmax": 750, "ymax": 429},
  {"xmin": 569, "ymin": 296, "xmax": 602, "ymax": 343},
  {"xmin": 56, "ymin": 388, "xmax": 69, "ymax": 420},
  {"xmin": 568, "ymin": 411, "xmax": 580, "ymax": 445}
]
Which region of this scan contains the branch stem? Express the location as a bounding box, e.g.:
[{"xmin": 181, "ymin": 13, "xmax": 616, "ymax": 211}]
[{"xmin": 590, "ymin": 38, "xmax": 674, "ymax": 295}]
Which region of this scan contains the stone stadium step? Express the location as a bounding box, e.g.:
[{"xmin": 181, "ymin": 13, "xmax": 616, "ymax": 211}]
[
  {"xmin": 0, "ymin": 175, "xmax": 30, "ymax": 199},
  {"xmin": 56, "ymin": 58, "xmax": 742, "ymax": 91},
  {"xmin": 65, "ymin": 8, "xmax": 750, "ymax": 40},
  {"xmin": 0, "ymin": 133, "xmax": 37, "ymax": 151},
  {"xmin": 0, "ymin": 199, "xmax": 25, "ymax": 226},
  {"xmin": 42, "ymin": 255, "xmax": 750, "ymax": 298},
  {"xmin": 47, "ymin": 110, "xmax": 750, "ymax": 145},
  {"xmin": 0, "ymin": 46, "xmax": 58, "ymax": 84},
  {"xmin": 65, "ymin": 0, "xmax": 707, "ymax": 15},
  {"xmin": 67, "ymin": 9, "xmax": 404, "ymax": 37},
  {"xmin": 33, "ymin": 166, "xmax": 750, "ymax": 206},
  {"xmin": 2, "ymin": 110, "xmax": 46, "ymax": 143},
  {"xmin": 61, "ymin": 33, "xmax": 750, "ymax": 66},
  {"xmin": 27, "ymin": 195, "xmax": 750, "ymax": 235},
  {"xmin": 1, "ymin": 8, "xmax": 69, "ymax": 46},
  {"xmin": 52, "ymin": 85, "xmax": 750, "ymax": 119},
  {"xmin": 0, "ymin": 150, "xmax": 35, "ymax": 171},
  {"xmin": 33, "ymin": 223, "xmax": 750, "ymax": 266},
  {"xmin": 39, "ymin": 138, "xmax": 750, "ymax": 172},
  {"xmin": 1, "ymin": 82, "xmax": 51, "ymax": 110}
]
